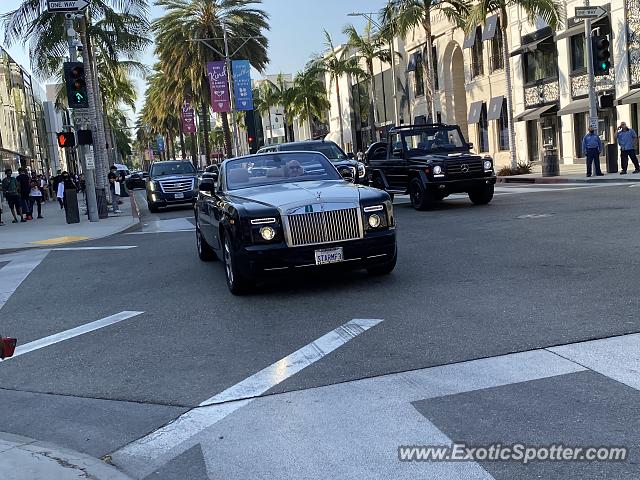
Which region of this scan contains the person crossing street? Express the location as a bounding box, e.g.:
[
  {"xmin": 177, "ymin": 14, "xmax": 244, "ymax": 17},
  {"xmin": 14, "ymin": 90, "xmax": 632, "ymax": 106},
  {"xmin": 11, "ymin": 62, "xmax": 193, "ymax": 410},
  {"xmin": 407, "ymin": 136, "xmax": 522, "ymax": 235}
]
[{"xmin": 582, "ymin": 127, "xmax": 604, "ymax": 177}]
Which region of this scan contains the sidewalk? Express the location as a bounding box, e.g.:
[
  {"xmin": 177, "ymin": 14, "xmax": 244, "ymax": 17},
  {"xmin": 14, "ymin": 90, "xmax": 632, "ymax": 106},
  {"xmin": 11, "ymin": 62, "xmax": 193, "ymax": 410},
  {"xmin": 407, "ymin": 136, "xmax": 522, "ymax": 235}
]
[
  {"xmin": 0, "ymin": 193, "xmax": 139, "ymax": 252},
  {"xmin": 497, "ymin": 163, "xmax": 640, "ymax": 184},
  {"xmin": 0, "ymin": 432, "xmax": 132, "ymax": 480}
]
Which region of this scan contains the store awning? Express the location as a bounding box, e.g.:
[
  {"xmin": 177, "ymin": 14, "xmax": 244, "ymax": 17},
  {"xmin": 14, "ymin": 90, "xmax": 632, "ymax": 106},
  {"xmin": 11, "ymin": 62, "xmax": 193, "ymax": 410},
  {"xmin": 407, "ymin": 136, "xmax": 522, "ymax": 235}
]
[
  {"xmin": 486, "ymin": 95, "xmax": 504, "ymax": 121},
  {"xmin": 617, "ymin": 88, "xmax": 640, "ymax": 105},
  {"xmin": 463, "ymin": 29, "xmax": 477, "ymax": 49},
  {"xmin": 468, "ymin": 101, "xmax": 484, "ymax": 124},
  {"xmin": 557, "ymin": 98, "xmax": 589, "ymax": 116},
  {"xmin": 482, "ymin": 15, "xmax": 499, "ymax": 41},
  {"xmin": 514, "ymin": 104, "xmax": 558, "ymax": 122},
  {"xmin": 509, "ymin": 34, "xmax": 554, "ymax": 57}
]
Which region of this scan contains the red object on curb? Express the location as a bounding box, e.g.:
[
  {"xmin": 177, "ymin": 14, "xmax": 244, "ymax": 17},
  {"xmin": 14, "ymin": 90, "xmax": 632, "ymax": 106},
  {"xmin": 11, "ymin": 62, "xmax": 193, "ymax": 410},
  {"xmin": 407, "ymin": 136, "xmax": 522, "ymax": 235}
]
[{"xmin": 0, "ymin": 338, "xmax": 17, "ymax": 359}]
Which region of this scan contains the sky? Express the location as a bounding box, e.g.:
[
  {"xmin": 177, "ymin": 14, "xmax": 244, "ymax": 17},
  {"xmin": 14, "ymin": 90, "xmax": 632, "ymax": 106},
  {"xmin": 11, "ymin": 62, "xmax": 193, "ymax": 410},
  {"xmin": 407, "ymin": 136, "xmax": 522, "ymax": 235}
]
[{"xmin": 1, "ymin": 0, "xmax": 388, "ymax": 119}]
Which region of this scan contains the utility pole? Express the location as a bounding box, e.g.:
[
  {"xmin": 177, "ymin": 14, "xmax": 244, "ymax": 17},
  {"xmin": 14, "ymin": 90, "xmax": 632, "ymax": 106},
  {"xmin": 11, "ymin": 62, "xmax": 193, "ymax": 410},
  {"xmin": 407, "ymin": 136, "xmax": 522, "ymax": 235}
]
[
  {"xmin": 65, "ymin": 14, "xmax": 98, "ymax": 222},
  {"xmin": 583, "ymin": 1, "xmax": 599, "ymax": 134}
]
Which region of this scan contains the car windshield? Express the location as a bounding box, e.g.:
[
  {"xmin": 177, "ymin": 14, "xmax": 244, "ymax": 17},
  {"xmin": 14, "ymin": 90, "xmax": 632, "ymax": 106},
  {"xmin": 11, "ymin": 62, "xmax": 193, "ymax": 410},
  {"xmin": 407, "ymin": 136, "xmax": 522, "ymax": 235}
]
[
  {"xmin": 150, "ymin": 162, "xmax": 196, "ymax": 176},
  {"xmin": 402, "ymin": 127, "xmax": 467, "ymax": 154},
  {"xmin": 278, "ymin": 142, "xmax": 347, "ymax": 160},
  {"xmin": 225, "ymin": 152, "xmax": 341, "ymax": 190}
]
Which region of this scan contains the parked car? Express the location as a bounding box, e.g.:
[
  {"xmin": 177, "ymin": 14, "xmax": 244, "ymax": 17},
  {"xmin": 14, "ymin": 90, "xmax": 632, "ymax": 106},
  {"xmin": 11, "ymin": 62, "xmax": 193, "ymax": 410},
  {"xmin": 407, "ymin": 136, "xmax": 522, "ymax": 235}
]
[
  {"xmin": 194, "ymin": 151, "xmax": 397, "ymax": 294},
  {"xmin": 126, "ymin": 171, "xmax": 147, "ymax": 190},
  {"xmin": 367, "ymin": 123, "xmax": 496, "ymax": 209},
  {"xmin": 146, "ymin": 160, "xmax": 198, "ymax": 213},
  {"xmin": 257, "ymin": 140, "xmax": 367, "ymax": 184}
]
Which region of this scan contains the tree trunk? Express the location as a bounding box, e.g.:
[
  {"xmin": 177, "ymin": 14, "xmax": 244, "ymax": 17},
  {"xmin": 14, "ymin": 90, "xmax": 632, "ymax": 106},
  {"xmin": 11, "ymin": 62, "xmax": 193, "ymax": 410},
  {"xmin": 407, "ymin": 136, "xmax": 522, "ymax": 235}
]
[
  {"xmin": 221, "ymin": 112, "xmax": 232, "ymax": 158},
  {"xmin": 368, "ymin": 61, "xmax": 379, "ymax": 143},
  {"xmin": 190, "ymin": 132, "xmax": 197, "ymax": 167},
  {"xmin": 336, "ymin": 75, "xmax": 345, "ymax": 150},
  {"xmin": 268, "ymin": 108, "xmax": 274, "ymax": 144},
  {"xmin": 180, "ymin": 130, "xmax": 186, "ymax": 159},
  {"xmin": 170, "ymin": 132, "xmax": 177, "ymax": 160},
  {"xmin": 500, "ymin": 11, "xmax": 517, "ymax": 169},
  {"xmin": 422, "ymin": 16, "xmax": 437, "ymax": 122}
]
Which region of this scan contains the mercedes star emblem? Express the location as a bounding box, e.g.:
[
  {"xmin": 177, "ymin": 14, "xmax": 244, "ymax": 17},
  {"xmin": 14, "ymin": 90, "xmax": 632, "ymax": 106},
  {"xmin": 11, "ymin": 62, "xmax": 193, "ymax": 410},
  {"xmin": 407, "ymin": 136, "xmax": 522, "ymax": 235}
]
[{"xmin": 460, "ymin": 164, "xmax": 470, "ymax": 173}]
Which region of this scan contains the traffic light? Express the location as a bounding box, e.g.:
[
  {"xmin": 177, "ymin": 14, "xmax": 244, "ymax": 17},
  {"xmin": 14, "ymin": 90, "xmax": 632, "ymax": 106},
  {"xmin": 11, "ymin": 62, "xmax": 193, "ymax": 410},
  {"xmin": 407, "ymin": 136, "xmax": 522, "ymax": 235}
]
[
  {"xmin": 57, "ymin": 131, "xmax": 76, "ymax": 148},
  {"xmin": 592, "ymin": 35, "xmax": 611, "ymax": 77},
  {"xmin": 63, "ymin": 61, "xmax": 89, "ymax": 108},
  {"xmin": 77, "ymin": 129, "xmax": 93, "ymax": 145}
]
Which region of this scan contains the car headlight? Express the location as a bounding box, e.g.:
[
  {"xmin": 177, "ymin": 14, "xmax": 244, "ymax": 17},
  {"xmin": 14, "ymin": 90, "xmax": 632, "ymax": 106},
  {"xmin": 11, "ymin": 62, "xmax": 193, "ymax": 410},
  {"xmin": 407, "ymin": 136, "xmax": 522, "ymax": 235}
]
[
  {"xmin": 484, "ymin": 160, "xmax": 493, "ymax": 170},
  {"xmin": 433, "ymin": 165, "xmax": 442, "ymax": 175},
  {"xmin": 368, "ymin": 214, "xmax": 381, "ymax": 228},
  {"xmin": 357, "ymin": 162, "xmax": 366, "ymax": 178},
  {"xmin": 149, "ymin": 180, "xmax": 159, "ymax": 192},
  {"xmin": 363, "ymin": 204, "xmax": 388, "ymax": 230},
  {"xmin": 260, "ymin": 226, "xmax": 276, "ymax": 241}
]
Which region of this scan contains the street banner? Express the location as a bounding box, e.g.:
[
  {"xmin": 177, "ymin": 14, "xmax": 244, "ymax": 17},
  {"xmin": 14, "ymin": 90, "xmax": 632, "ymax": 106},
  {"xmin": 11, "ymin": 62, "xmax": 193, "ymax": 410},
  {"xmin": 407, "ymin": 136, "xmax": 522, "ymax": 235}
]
[
  {"xmin": 156, "ymin": 134, "xmax": 165, "ymax": 152},
  {"xmin": 232, "ymin": 60, "xmax": 254, "ymax": 111},
  {"xmin": 207, "ymin": 61, "xmax": 231, "ymax": 113},
  {"xmin": 181, "ymin": 102, "xmax": 196, "ymax": 134}
]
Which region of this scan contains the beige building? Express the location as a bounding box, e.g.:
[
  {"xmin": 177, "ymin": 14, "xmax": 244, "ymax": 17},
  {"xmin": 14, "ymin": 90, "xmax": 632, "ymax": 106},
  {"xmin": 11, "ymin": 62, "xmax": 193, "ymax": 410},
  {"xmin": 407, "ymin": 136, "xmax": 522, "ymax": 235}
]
[{"xmin": 323, "ymin": 0, "xmax": 640, "ymax": 169}]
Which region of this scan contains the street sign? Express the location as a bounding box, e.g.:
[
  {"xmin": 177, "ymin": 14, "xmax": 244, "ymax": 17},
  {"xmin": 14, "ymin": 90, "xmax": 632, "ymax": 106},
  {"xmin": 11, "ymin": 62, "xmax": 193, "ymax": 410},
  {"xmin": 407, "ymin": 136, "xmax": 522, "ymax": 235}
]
[
  {"xmin": 575, "ymin": 6, "xmax": 606, "ymax": 19},
  {"xmin": 589, "ymin": 117, "xmax": 599, "ymax": 129},
  {"xmin": 85, "ymin": 150, "xmax": 95, "ymax": 169},
  {"xmin": 47, "ymin": 0, "xmax": 89, "ymax": 12}
]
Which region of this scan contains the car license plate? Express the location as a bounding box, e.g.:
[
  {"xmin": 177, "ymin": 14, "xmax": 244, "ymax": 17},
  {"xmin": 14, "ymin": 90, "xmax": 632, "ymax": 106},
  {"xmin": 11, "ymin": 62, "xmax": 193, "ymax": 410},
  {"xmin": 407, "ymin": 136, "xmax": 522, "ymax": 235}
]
[
  {"xmin": 315, "ymin": 247, "xmax": 344, "ymax": 265},
  {"xmin": 174, "ymin": 192, "xmax": 184, "ymax": 199}
]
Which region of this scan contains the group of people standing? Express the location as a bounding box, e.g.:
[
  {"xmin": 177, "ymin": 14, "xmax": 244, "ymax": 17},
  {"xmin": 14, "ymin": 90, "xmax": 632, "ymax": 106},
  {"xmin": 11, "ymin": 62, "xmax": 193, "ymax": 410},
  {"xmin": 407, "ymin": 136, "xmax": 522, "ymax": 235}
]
[
  {"xmin": 582, "ymin": 122, "xmax": 638, "ymax": 177},
  {"xmin": 0, "ymin": 168, "xmax": 86, "ymax": 225}
]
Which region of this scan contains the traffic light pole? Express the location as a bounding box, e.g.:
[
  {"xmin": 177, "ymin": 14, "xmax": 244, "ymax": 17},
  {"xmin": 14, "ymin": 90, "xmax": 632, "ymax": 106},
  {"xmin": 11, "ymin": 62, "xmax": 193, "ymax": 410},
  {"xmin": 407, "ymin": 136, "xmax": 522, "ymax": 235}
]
[
  {"xmin": 584, "ymin": 3, "xmax": 599, "ymax": 134},
  {"xmin": 65, "ymin": 15, "xmax": 99, "ymax": 222}
]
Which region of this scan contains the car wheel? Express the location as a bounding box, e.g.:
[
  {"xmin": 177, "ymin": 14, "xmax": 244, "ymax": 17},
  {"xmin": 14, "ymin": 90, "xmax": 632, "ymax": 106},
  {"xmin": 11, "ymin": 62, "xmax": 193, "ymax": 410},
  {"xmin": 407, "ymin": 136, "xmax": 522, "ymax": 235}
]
[
  {"xmin": 222, "ymin": 234, "xmax": 252, "ymax": 295},
  {"xmin": 409, "ymin": 178, "xmax": 431, "ymax": 210},
  {"xmin": 196, "ymin": 219, "xmax": 217, "ymax": 261},
  {"xmin": 367, "ymin": 246, "xmax": 397, "ymax": 275},
  {"xmin": 468, "ymin": 184, "xmax": 494, "ymax": 205}
]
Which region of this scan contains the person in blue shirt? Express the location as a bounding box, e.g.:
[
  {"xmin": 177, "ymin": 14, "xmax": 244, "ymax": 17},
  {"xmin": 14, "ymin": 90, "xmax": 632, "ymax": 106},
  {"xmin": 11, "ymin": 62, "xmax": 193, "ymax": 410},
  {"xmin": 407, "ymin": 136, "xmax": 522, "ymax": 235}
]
[
  {"xmin": 582, "ymin": 127, "xmax": 604, "ymax": 177},
  {"xmin": 616, "ymin": 122, "xmax": 639, "ymax": 174}
]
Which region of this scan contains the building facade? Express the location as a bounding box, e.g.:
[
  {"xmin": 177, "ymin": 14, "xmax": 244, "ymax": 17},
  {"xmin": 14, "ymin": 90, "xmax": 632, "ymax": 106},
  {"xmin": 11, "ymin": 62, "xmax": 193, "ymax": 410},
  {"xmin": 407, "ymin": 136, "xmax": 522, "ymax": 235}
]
[{"xmin": 324, "ymin": 0, "xmax": 639, "ymax": 168}]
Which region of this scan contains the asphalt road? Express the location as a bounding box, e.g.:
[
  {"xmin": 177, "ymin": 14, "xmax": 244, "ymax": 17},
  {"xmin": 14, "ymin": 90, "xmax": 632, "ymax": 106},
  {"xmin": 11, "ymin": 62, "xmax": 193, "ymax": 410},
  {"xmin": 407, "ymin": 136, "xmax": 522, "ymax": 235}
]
[{"xmin": 1, "ymin": 183, "xmax": 639, "ymax": 479}]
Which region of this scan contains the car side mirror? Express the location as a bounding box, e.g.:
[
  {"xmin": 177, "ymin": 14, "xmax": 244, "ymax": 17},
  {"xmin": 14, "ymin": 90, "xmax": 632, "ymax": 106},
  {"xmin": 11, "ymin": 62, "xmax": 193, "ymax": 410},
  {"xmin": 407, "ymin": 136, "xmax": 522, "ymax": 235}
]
[
  {"xmin": 347, "ymin": 152, "xmax": 355, "ymax": 159},
  {"xmin": 467, "ymin": 142, "xmax": 474, "ymax": 149},
  {"xmin": 199, "ymin": 178, "xmax": 216, "ymax": 192},
  {"xmin": 339, "ymin": 167, "xmax": 355, "ymax": 183}
]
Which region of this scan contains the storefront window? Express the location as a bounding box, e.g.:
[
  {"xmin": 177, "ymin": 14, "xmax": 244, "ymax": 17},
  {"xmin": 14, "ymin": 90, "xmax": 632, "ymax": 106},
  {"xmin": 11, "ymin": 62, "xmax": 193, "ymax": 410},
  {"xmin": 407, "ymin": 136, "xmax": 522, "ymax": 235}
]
[
  {"xmin": 523, "ymin": 42, "xmax": 558, "ymax": 84},
  {"xmin": 432, "ymin": 46, "xmax": 439, "ymax": 90},
  {"xmin": 574, "ymin": 113, "xmax": 586, "ymax": 158},
  {"xmin": 490, "ymin": 20, "xmax": 504, "ymax": 72},
  {"xmin": 477, "ymin": 104, "xmax": 489, "ymax": 152},
  {"xmin": 570, "ymin": 35, "xmax": 586, "ymax": 73},
  {"xmin": 414, "ymin": 53, "xmax": 424, "ymax": 97},
  {"xmin": 498, "ymin": 99, "xmax": 509, "ymax": 150},
  {"xmin": 527, "ymin": 119, "xmax": 539, "ymax": 162},
  {"xmin": 471, "ymin": 27, "xmax": 484, "ymax": 78}
]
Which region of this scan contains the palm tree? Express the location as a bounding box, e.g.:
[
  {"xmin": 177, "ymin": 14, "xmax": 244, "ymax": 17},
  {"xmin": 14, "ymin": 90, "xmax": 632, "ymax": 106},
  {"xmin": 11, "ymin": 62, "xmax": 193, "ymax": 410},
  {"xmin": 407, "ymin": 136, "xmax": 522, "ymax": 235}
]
[
  {"xmin": 153, "ymin": 0, "xmax": 269, "ymax": 158},
  {"xmin": 253, "ymin": 81, "xmax": 278, "ymax": 144},
  {"xmin": 464, "ymin": 0, "xmax": 562, "ymax": 169},
  {"xmin": 313, "ymin": 30, "xmax": 366, "ymax": 150},
  {"xmin": 291, "ymin": 67, "xmax": 330, "ymax": 140},
  {"xmin": 381, "ymin": 0, "xmax": 469, "ymax": 123},
  {"xmin": 273, "ymin": 73, "xmax": 297, "ymax": 142},
  {"xmin": 343, "ymin": 22, "xmax": 391, "ymax": 143}
]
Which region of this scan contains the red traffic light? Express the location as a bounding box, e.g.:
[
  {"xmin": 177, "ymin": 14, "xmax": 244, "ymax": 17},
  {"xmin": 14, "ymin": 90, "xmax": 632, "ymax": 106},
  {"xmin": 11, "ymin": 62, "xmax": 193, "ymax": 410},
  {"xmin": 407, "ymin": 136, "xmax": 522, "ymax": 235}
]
[
  {"xmin": 248, "ymin": 136, "xmax": 255, "ymax": 143},
  {"xmin": 57, "ymin": 131, "xmax": 76, "ymax": 148}
]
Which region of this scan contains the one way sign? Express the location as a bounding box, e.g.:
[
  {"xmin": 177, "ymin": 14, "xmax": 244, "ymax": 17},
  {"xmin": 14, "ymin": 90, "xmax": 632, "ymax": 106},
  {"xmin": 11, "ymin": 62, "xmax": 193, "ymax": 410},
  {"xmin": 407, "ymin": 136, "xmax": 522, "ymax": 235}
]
[{"xmin": 47, "ymin": 0, "xmax": 89, "ymax": 12}]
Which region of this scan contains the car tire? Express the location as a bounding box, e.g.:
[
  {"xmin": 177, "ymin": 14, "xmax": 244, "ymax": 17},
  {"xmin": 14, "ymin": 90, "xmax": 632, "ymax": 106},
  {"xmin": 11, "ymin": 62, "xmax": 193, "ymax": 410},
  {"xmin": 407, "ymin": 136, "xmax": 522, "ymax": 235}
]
[
  {"xmin": 222, "ymin": 234, "xmax": 252, "ymax": 295},
  {"xmin": 468, "ymin": 184, "xmax": 494, "ymax": 205},
  {"xmin": 409, "ymin": 178, "xmax": 431, "ymax": 210},
  {"xmin": 148, "ymin": 202, "xmax": 159, "ymax": 213},
  {"xmin": 196, "ymin": 219, "xmax": 217, "ymax": 261},
  {"xmin": 367, "ymin": 246, "xmax": 397, "ymax": 275}
]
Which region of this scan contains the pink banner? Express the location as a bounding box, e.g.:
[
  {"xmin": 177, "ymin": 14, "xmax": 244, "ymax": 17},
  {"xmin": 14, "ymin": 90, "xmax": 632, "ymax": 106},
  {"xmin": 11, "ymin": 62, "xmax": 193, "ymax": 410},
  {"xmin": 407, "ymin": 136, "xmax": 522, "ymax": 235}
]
[
  {"xmin": 207, "ymin": 61, "xmax": 231, "ymax": 112},
  {"xmin": 181, "ymin": 101, "xmax": 196, "ymax": 134}
]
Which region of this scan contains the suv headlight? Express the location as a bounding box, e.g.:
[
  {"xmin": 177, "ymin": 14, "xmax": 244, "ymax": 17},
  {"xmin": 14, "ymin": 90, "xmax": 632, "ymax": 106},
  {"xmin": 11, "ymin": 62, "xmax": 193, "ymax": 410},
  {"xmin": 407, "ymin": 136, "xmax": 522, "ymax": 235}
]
[
  {"xmin": 433, "ymin": 165, "xmax": 442, "ymax": 175},
  {"xmin": 483, "ymin": 159, "xmax": 493, "ymax": 171},
  {"xmin": 149, "ymin": 180, "xmax": 159, "ymax": 192},
  {"xmin": 357, "ymin": 162, "xmax": 366, "ymax": 178}
]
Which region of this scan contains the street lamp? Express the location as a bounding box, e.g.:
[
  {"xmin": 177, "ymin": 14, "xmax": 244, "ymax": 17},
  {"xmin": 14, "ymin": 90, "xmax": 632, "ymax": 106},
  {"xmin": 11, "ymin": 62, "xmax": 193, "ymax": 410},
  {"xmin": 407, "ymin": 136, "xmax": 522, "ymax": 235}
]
[{"xmin": 347, "ymin": 12, "xmax": 400, "ymax": 127}]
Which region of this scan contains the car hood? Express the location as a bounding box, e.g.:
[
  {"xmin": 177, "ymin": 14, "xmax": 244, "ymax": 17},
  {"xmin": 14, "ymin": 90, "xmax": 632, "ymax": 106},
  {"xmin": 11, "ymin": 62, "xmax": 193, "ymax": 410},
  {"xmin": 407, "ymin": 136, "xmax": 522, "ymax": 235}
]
[
  {"xmin": 151, "ymin": 174, "xmax": 196, "ymax": 181},
  {"xmin": 411, "ymin": 152, "xmax": 484, "ymax": 163},
  {"xmin": 228, "ymin": 180, "xmax": 369, "ymax": 214}
]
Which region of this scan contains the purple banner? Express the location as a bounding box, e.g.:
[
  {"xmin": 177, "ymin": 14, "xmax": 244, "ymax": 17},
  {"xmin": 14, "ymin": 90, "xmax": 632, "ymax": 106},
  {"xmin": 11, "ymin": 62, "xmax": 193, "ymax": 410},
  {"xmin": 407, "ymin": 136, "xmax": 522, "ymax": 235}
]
[
  {"xmin": 181, "ymin": 101, "xmax": 196, "ymax": 134},
  {"xmin": 207, "ymin": 61, "xmax": 231, "ymax": 113}
]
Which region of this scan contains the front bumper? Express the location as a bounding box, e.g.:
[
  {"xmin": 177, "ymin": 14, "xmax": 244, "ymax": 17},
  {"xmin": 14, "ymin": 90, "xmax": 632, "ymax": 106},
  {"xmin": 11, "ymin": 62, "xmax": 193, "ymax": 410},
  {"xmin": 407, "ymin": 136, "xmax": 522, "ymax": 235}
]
[
  {"xmin": 237, "ymin": 230, "xmax": 396, "ymax": 277},
  {"xmin": 425, "ymin": 175, "xmax": 496, "ymax": 194},
  {"xmin": 147, "ymin": 190, "xmax": 196, "ymax": 206}
]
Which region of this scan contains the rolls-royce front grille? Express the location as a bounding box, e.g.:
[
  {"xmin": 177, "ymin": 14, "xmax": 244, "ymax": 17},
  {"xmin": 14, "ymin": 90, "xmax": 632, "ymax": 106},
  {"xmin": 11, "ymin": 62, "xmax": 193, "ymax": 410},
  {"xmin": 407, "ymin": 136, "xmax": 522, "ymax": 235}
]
[
  {"xmin": 159, "ymin": 178, "xmax": 194, "ymax": 193},
  {"xmin": 446, "ymin": 159, "xmax": 483, "ymax": 176},
  {"xmin": 286, "ymin": 208, "xmax": 362, "ymax": 247}
]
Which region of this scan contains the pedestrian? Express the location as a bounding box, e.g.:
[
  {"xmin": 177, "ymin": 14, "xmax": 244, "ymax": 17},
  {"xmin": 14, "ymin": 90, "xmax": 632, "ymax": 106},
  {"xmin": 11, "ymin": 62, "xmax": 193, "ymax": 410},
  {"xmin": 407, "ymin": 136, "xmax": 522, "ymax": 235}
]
[
  {"xmin": 29, "ymin": 179, "xmax": 43, "ymax": 219},
  {"xmin": 108, "ymin": 165, "xmax": 122, "ymax": 214},
  {"xmin": 582, "ymin": 127, "xmax": 604, "ymax": 177},
  {"xmin": 16, "ymin": 167, "xmax": 31, "ymax": 220},
  {"xmin": 356, "ymin": 150, "xmax": 365, "ymax": 162},
  {"xmin": 616, "ymin": 122, "xmax": 639, "ymax": 174},
  {"xmin": 52, "ymin": 169, "xmax": 63, "ymax": 209},
  {"xmin": 1, "ymin": 168, "xmax": 21, "ymax": 223},
  {"xmin": 59, "ymin": 171, "xmax": 77, "ymax": 210}
]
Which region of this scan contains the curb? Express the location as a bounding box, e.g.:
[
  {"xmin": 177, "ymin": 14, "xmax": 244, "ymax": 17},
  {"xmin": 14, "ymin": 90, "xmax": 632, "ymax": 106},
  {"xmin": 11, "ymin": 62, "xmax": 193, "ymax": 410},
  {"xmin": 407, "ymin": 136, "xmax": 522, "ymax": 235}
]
[
  {"xmin": 497, "ymin": 175, "xmax": 640, "ymax": 184},
  {"xmin": 0, "ymin": 432, "xmax": 133, "ymax": 480}
]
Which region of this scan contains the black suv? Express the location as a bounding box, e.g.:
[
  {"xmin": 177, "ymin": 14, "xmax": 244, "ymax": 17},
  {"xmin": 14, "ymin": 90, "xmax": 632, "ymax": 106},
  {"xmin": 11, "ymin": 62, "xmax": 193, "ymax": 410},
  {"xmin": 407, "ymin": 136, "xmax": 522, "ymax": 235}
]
[
  {"xmin": 257, "ymin": 140, "xmax": 367, "ymax": 184},
  {"xmin": 367, "ymin": 124, "xmax": 496, "ymax": 210},
  {"xmin": 146, "ymin": 160, "xmax": 198, "ymax": 213}
]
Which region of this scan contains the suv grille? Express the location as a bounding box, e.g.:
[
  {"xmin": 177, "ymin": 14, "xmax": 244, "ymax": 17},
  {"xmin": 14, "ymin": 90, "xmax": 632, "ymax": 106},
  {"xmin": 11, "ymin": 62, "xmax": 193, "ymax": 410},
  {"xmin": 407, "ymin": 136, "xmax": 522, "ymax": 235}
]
[
  {"xmin": 159, "ymin": 178, "xmax": 194, "ymax": 193},
  {"xmin": 446, "ymin": 159, "xmax": 483, "ymax": 177},
  {"xmin": 286, "ymin": 208, "xmax": 362, "ymax": 247}
]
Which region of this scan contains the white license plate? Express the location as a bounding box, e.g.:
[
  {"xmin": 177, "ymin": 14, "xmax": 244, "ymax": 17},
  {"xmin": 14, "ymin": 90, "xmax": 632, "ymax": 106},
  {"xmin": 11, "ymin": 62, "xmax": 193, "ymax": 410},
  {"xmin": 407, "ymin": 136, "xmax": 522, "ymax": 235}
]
[
  {"xmin": 174, "ymin": 192, "xmax": 184, "ymax": 199},
  {"xmin": 315, "ymin": 247, "xmax": 344, "ymax": 265}
]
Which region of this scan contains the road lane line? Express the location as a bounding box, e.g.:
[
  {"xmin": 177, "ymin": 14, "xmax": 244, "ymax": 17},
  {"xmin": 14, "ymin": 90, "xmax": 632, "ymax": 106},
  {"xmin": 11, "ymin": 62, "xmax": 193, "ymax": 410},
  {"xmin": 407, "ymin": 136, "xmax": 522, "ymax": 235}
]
[
  {"xmin": 112, "ymin": 318, "xmax": 383, "ymax": 471},
  {"xmin": 51, "ymin": 246, "xmax": 138, "ymax": 251},
  {"xmin": 5, "ymin": 311, "xmax": 144, "ymax": 360}
]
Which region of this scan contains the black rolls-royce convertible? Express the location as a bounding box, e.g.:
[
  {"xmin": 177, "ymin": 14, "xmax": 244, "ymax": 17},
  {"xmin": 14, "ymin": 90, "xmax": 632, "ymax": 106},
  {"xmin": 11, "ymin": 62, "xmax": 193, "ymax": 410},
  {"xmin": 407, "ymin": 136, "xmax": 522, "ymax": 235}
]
[{"xmin": 195, "ymin": 151, "xmax": 397, "ymax": 294}]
